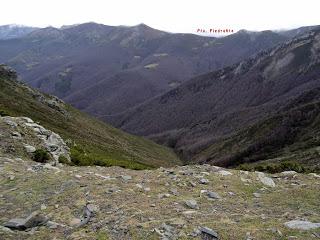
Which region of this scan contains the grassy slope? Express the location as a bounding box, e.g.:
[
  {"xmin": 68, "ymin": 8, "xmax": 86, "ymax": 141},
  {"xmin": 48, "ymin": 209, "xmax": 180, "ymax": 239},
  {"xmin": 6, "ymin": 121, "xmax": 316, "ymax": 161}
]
[{"xmin": 0, "ymin": 72, "xmax": 181, "ymax": 169}]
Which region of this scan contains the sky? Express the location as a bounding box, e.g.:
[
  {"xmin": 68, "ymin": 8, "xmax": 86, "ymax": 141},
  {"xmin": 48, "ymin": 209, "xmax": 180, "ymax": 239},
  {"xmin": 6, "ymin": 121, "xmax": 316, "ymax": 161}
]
[{"xmin": 1, "ymin": 0, "xmax": 319, "ymax": 34}]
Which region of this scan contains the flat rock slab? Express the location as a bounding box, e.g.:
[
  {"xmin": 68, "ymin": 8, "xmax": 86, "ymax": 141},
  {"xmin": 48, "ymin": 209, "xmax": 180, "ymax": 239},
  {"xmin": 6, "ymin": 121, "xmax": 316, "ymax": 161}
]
[
  {"xmin": 284, "ymin": 220, "xmax": 320, "ymax": 230},
  {"xmin": 4, "ymin": 218, "xmax": 28, "ymax": 230},
  {"xmin": 217, "ymin": 170, "xmax": 232, "ymax": 176},
  {"xmin": 200, "ymin": 226, "xmax": 219, "ymax": 239},
  {"xmin": 281, "ymin": 171, "xmax": 297, "ymax": 176},
  {"xmin": 4, "ymin": 211, "xmax": 48, "ymax": 230}
]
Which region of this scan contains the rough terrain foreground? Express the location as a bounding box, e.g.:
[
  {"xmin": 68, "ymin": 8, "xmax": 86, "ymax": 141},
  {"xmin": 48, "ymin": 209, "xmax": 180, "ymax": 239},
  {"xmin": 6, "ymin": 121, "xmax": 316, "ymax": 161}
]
[{"xmin": 0, "ymin": 157, "xmax": 320, "ymax": 239}]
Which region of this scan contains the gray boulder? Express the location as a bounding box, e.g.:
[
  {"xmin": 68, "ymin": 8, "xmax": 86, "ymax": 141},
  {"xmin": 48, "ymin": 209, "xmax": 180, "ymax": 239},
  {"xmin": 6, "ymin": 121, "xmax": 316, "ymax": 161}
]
[
  {"xmin": 253, "ymin": 193, "xmax": 261, "ymax": 198},
  {"xmin": 24, "ymin": 144, "xmax": 36, "ymax": 153},
  {"xmin": 199, "ymin": 178, "xmax": 209, "ymax": 184},
  {"xmin": 257, "ymin": 172, "xmax": 276, "ymax": 187},
  {"xmin": 207, "ymin": 191, "xmax": 221, "ymax": 199},
  {"xmin": 11, "ymin": 131, "xmax": 21, "ymax": 139},
  {"xmin": 169, "ymin": 188, "xmax": 179, "ymax": 196},
  {"xmin": 184, "ymin": 199, "xmax": 199, "ymax": 209},
  {"xmin": 121, "ymin": 175, "xmax": 132, "ymax": 181},
  {"xmin": 3, "ymin": 118, "xmax": 18, "ymax": 127}
]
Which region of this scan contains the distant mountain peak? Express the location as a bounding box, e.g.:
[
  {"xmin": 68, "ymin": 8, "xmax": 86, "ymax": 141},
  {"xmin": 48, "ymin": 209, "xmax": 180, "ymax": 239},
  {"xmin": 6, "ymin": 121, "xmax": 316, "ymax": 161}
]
[
  {"xmin": 131, "ymin": 23, "xmax": 154, "ymax": 31},
  {"xmin": 3, "ymin": 24, "xmax": 27, "ymax": 28},
  {"xmin": 26, "ymin": 26, "xmax": 63, "ymax": 39},
  {"xmin": 236, "ymin": 29, "xmax": 260, "ymax": 35},
  {"xmin": 135, "ymin": 23, "xmax": 150, "ymax": 28},
  {"xmin": 0, "ymin": 24, "xmax": 38, "ymax": 39},
  {"xmin": 60, "ymin": 23, "xmax": 81, "ymax": 30}
]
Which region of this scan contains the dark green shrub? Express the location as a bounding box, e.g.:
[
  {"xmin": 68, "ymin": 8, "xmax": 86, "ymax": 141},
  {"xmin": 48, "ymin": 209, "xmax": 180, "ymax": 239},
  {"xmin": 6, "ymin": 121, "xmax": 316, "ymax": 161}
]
[
  {"xmin": 33, "ymin": 149, "xmax": 50, "ymax": 163},
  {"xmin": 255, "ymin": 165, "xmax": 267, "ymax": 172},
  {"xmin": 58, "ymin": 155, "xmax": 70, "ymax": 165},
  {"xmin": 280, "ymin": 161, "xmax": 306, "ymax": 173},
  {"xmin": 70, "ymin": 146, "xmax": 93, "ymax": 166},
  {"xmin": 70, "ymin": 156, "xmax": 81, "ymax": 165},
  {"xmin": 0, "ymin": 109, "xmax": 9, "ymax": 116},
  {"xmin": 238, "ymin": 160, "xmax": 314, "ymax": 174},
  {"xmin": 94, "ymin": 159, "xmax": 109, "ymax": 167},
  {"xmin": 69, "ymin": 145, "xmax": 153, "ymax": 170},
  {"xmin": 238, "ymin": 163, "xmax": 254, "ymax": 172}
]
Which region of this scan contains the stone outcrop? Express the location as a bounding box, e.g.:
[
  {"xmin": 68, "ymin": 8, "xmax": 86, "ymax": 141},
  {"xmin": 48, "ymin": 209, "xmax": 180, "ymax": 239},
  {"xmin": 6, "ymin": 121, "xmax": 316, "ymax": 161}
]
[{"xmin": 0, "ymin": 116, "xmax": 70, "ymax": 164}]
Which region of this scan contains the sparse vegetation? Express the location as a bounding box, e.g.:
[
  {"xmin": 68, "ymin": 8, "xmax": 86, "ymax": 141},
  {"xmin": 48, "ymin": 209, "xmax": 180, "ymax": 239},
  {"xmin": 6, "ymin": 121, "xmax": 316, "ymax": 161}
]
[
  {"xmin": 70, "ymin": 145, "xmax": 153, "ymax": 170},
  {"xmin": 238, "ymin": 160, "xmax": 320, "ymax": 173},
  {"xmin": 1, "ymin": 158, "xmax": 320, "ymax": 240}
]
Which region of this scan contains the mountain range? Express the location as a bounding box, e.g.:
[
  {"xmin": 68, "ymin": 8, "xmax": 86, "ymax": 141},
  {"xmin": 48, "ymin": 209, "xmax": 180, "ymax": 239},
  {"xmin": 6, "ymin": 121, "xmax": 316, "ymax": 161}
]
[
  {"xmin": 114, "ymin": 27, "xmax": 320, "ymax": 170},
  {"xmin": 0, "ymin": 22, "xmax": 320, "ymax": 170},
  {"xmin": 1, "ymin": 23, "xmax": 316, "ymax": 118}
]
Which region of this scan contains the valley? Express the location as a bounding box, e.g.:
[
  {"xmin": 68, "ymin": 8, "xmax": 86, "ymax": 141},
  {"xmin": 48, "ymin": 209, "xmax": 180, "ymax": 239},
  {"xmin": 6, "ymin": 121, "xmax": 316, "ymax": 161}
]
[{"xmin": 0, "ymin": 21, "xmax": 320, "ymax": 240}]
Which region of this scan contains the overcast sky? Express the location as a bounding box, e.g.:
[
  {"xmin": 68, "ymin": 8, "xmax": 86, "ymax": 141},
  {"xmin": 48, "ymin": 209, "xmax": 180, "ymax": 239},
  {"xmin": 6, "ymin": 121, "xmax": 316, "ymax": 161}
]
[{"xmin": 1, "ymin": 0, "xmax": 319, "ymax": 34}]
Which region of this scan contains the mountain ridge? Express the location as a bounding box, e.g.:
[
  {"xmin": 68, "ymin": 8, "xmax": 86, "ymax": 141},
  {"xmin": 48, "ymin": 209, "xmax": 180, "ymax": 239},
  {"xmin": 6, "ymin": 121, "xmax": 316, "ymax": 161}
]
[{"xmin": 112, "ymin": 27, "xmax": 320, "ymax": 169}]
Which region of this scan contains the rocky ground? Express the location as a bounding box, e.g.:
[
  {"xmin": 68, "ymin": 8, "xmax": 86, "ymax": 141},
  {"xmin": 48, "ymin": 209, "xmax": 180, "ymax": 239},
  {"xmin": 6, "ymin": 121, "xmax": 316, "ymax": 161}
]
[
  {"xmin": 1, "ymin": 116, "xmax": 320, "ymax": 239},
  {"xmin": 0, "ymin": 156, "xmax": 320, "ymax": 239}
]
